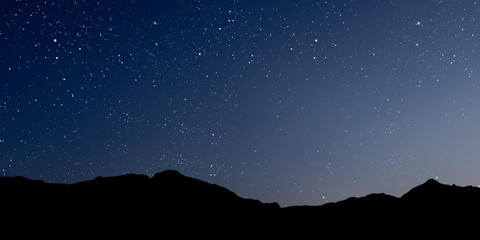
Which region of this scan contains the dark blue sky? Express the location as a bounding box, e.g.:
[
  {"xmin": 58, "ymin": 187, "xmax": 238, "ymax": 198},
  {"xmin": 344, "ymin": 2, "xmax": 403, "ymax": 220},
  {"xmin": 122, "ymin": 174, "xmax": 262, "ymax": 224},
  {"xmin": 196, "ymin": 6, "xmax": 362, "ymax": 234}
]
[{"xmin": 2, "ymin": 0, "xmax": 480, "ymax": 206}]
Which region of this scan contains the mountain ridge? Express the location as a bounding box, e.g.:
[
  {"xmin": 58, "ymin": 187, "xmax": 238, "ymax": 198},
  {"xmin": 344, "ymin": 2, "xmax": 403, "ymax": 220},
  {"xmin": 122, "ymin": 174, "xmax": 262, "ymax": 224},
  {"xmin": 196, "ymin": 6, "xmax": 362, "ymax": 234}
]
[{"xmin": 2, "ymin": 172, "xmax": 480, "ymax": 234}]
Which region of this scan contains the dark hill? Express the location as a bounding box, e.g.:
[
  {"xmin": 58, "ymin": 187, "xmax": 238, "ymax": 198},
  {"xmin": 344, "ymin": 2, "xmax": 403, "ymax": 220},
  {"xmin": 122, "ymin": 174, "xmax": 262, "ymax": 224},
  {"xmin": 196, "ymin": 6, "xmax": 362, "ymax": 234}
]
[
  {"xmin": 281, "ymin": 179, "xmax": 480, "ymax": 234},
  {"xmin": 1, "ymin": 170, "xmax": 278, "ymax": 212},
  {"xmin": 1, "ymin": 170, "xmax": 279, "ymax": 233},
  {"xmin": 401, "ymin": 178, "xmax": 480, "ymax": 204},
  {"xmin": 2, "ymin": 173, "xmax": 480, "ymax": 234}
]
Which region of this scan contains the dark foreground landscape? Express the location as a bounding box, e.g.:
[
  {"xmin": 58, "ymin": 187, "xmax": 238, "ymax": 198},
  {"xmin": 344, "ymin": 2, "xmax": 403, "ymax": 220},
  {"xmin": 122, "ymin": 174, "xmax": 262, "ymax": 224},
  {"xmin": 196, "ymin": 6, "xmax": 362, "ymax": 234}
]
[{"xmin": 2, "ymin": 170, "xmax": 479, "ymax": 235}]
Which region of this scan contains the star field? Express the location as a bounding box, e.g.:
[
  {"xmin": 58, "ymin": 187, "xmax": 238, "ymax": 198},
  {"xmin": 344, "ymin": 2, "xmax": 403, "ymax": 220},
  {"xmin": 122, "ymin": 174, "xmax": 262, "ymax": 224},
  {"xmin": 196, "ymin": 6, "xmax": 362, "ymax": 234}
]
[{"xmin": 2, "ymin": 0, "xmax": 480, "ymax": 206}]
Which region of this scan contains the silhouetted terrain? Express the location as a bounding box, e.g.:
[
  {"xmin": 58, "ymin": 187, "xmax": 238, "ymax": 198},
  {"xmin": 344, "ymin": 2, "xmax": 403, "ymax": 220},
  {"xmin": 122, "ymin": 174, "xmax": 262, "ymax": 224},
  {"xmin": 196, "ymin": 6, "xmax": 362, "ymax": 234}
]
[{"xmin": 2, "ymin": 171, "xmax": 480, "ymax": 235}]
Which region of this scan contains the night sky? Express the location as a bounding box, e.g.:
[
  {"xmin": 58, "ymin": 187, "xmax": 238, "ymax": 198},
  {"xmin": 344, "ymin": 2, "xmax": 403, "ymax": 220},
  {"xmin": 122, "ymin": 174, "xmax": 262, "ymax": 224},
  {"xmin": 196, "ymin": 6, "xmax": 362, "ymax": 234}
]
[{"xmin": 2, "ymin": 0, "xmax": 480, "ymax": 207}]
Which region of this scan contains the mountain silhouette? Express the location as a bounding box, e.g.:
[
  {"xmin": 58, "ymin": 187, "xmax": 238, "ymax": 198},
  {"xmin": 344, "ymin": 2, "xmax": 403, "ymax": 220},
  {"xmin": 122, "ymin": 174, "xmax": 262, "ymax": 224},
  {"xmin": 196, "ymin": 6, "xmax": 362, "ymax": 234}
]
[
  {"xmin": 2, "ymin": 172, "xmax": 479, "ymax": 235},
  {"xmin": 1, "ymin": 170, "xmax": 280, "ymax": 234}
]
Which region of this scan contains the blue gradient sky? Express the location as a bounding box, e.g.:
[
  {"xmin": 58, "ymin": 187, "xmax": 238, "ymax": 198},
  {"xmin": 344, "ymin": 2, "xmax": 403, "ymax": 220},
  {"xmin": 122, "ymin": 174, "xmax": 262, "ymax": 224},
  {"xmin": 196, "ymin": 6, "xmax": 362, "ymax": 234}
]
[{"xmin": 2, "ymin": 0, "xmax": 480, "ymax": 206}]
